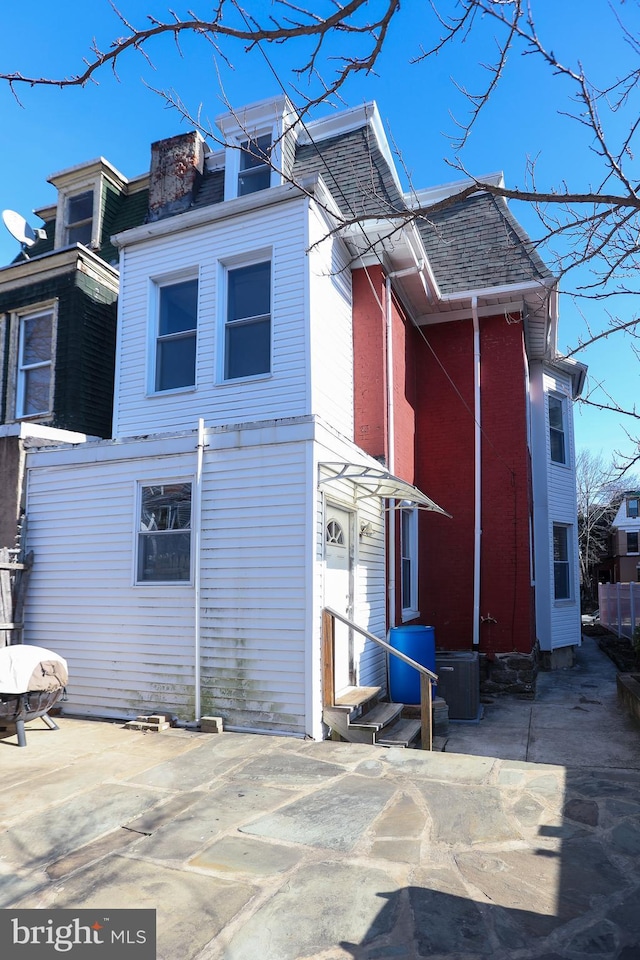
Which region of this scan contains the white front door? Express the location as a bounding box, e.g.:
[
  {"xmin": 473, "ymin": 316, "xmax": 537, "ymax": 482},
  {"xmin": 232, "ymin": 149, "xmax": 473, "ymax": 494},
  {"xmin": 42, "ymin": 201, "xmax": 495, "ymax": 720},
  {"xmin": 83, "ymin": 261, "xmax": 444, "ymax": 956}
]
[{"xmin": 325, "ymin": 504, "xmax": 354, "ymax": 694}]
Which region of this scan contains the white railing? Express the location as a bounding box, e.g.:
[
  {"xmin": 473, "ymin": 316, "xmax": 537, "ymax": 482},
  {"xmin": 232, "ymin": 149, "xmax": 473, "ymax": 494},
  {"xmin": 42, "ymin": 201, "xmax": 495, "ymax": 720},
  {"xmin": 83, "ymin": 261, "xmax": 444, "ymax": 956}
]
[{"xmin": 599, "ymin": 582, "xmax": 640, "ymax": 639}]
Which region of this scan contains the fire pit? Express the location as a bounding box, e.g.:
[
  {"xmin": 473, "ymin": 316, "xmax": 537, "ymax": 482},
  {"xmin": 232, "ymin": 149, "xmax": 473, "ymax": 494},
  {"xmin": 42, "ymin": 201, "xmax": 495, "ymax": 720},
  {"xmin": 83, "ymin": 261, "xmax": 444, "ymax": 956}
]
[{"xmin": 0, "ymin": 645, "xmax": 68, "ymax": 747}]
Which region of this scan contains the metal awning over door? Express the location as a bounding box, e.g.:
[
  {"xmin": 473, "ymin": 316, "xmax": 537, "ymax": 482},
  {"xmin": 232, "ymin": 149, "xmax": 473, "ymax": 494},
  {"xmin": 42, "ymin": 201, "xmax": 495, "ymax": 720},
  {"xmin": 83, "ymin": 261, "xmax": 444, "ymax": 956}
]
[{"xmin": 319, "ymin": 462, "xmax": 451, "ymax": 517}]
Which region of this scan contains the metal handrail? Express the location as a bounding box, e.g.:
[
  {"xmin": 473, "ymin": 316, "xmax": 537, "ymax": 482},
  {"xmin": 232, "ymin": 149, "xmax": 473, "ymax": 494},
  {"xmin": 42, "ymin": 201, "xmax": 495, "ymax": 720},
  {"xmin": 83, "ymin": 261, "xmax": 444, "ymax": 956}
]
[
  {"xmin": 322, "ymin": 606, "xmax": 437, "ymax": 750},
  {"xmin": 323, "ymin": 606, "xmax": 438, "ymax": 683}
]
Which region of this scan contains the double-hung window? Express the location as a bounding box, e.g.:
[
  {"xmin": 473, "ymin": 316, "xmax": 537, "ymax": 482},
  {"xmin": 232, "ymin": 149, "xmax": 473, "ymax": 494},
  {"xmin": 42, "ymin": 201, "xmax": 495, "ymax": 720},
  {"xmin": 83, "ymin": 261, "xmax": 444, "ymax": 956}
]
[
  {"xmin": 238, "ymin": 134, "xmax": 271, "ymax": 196},
  {"xmin": 16, "ymin": 307, "xmax": 54, "ymax": 418},
  {"xmin": 154, "ymin": 277, "xmax": 198, "ymax": 392},
  {"xmin": 548, "ymin": 394, "xmax": 567, "ymax": 464},
  {"xmin": 401, "ymin": 507, "xmax": 419, "ymax": 618},
  {"xmin": 66, "ymin": 190, "xmax": 94, "ymax": 245},
  {"xmin": 137, "ymin": 482, "xmax": 192, "ymax": 583},
  {"xmin": 627, "ymin": 532, "xmax": 639, "ymax": 554},
  {"xmin": 627, "ymin": 498, "xmax": 639, "ymax": 519},
  {"xmin": 553, "ymin": 523, "xmax": 572, "ymax": 600},
  {"xmin": 225, "ymin": 261, "xmax": 271, "ymax": 380}
]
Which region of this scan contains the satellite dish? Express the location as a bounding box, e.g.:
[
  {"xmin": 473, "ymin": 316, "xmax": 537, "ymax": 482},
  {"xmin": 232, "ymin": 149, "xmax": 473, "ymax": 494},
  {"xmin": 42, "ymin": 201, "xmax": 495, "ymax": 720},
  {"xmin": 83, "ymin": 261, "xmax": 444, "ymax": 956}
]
[{"xmin": 2, "ymin": 209, "xmax": 46, "ymax": 252}]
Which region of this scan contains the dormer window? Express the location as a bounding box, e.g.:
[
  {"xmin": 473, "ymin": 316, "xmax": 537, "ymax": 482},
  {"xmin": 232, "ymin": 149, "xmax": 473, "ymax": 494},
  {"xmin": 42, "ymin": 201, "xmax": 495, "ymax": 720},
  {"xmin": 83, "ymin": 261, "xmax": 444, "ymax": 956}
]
[
  {"xmin": 628, "ymin": 498, "xmax": 639, "ymax": 519},
  {"xmin": 238, "ymin": 135, "xmax": 272, "ymax": 196},
  {"xmin": 216, "ymin": 96, "xmax": 299, "ymax": 203},
  {"xmin": 66, "ymin": 190, "xmax": 94, "ymax": 245}
]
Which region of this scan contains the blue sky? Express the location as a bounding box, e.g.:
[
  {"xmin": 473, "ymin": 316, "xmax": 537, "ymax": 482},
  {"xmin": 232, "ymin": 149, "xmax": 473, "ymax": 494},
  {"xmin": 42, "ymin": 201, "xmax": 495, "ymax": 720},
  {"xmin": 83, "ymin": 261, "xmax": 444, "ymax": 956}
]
[{"xmin": 0, "ymin": 1, "xmax": 636, "ymax": 469}]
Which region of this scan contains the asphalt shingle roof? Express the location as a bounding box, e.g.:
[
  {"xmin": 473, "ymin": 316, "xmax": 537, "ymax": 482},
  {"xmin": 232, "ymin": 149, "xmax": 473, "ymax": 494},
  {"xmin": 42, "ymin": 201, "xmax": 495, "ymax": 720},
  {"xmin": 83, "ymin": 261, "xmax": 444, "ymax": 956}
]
[{"xmin": 417, "ymin": 193, "xmax": 553, "ymax": 294}]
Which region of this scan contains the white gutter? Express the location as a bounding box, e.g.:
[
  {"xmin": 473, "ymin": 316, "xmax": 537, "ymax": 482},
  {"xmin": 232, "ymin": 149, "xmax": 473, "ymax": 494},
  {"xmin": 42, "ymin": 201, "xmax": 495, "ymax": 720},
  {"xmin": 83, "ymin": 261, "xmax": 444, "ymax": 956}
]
[
  {"xmin": 386, "ymin": 274, "xmax": 396, "ymax": 629},
  {"xmin": 193, "ymin": 418, "xmax": 205, "ymax": 721},
  {"xmin": 472, "ymin": 296, "xmax": 482, "ymax": 648}
]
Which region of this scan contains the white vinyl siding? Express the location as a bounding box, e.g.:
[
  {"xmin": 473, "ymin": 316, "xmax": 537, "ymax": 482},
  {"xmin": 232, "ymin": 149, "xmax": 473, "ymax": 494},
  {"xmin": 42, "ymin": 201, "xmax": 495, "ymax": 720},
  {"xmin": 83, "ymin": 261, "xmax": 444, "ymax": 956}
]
[
  {"xmin": 308, "ymin": 201, "xmax": 354, "ymax": 438},
  {"xmin": 530, "ymin": 361, "xmax": 581, "ymax": 651},
  {"xmin": 113, "ymin": 198, "xmax": 309, "ymax": 437},
  {"xmin": 24, "ymin": 444, "xmax": 197, "ymax": 720},
  {"xmin": 24, "ymin": 417, "xmax": 391, "ymax": 734}
]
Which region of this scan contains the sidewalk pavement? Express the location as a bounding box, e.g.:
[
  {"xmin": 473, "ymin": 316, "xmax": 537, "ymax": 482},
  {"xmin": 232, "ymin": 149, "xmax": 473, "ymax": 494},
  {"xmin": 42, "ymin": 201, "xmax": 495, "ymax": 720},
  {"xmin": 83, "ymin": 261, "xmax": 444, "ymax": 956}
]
[{"xmin": 1, "ymin": 636, "xmax": 639, "ymax": 959}]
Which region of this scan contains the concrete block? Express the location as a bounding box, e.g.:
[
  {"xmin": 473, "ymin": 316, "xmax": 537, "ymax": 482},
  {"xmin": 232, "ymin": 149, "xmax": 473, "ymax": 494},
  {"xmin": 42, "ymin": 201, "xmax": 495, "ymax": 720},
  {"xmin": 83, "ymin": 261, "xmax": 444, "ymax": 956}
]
[{"xmin": 200, "ymin": 716, "xmax": 224, "ymax": 734}]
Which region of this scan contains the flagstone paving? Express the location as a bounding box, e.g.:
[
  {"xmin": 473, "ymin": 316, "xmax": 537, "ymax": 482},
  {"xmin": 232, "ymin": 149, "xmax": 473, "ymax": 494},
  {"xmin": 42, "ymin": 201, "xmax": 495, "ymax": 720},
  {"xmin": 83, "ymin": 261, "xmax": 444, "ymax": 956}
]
[{"xmin": 0, "ymin": 637, "xmax": 639, "ymax": 959}]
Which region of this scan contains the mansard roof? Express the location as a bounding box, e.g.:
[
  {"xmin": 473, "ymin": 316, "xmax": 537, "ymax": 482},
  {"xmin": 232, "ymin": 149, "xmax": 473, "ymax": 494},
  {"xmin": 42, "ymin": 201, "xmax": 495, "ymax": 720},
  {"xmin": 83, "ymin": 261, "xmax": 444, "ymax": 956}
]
[{"xmin": 417, "ymin": 192, "xmax": 553, "ymax": 294}]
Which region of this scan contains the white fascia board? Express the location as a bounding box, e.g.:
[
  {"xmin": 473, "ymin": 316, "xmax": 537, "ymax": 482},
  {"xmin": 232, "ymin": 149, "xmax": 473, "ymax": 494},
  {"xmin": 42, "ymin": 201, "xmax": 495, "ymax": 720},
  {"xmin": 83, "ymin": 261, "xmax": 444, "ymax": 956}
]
[
  {"xmin": 26, "ymin": 431, "xmax": 198, "ymax": 468},
  {"xmin": 417, "ymin": 299, "xmax": 528, "ymax": 326},
  {"xmin": 0, "ymin": 423, "xmax": 92, "ymax": 444},
  {"xmin": 439, "ymin": 278, "xmax": 555, "ymax": 303},
  {"xmin": 407, "ymin": 172, "xmax": 505, "ymax": 208},
  {"xmin": 111, "ymin": 179, "xmax": 309, "ymax": 249},
  {"xmin": 546, "ymin": 355, "xmax": 588, "ymax": 398},
  {"xmin": 27, "ymin": 416, "xmax": 318, "ymax": 468},
  {"xmin": 0, "ymin": 246, "xmax": 119, "ymax": 293},
  {"xmin": 215, "ymin": 94, "xmax": 295, "ymax": 136},
  {"xmin": 48, "ymin": 156, "xmax": 130, "ymax": 192}
]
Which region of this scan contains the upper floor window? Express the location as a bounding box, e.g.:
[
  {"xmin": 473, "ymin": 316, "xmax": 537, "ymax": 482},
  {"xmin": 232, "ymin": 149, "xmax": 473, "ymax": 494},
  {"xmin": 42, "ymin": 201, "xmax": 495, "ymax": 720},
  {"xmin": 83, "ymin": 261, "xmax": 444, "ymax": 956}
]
[
  {"xmin": 154, "ymin": 277, "xmax": 198, "ymax": 392},
  {"xmin": 548, "ymin": 394, "xmax": 566, "ymax": 464},
  {"xmin": 225, "ymin": 260, "xmax": 271, "ymax": 380},
  {"xmin": 66, "ymin": 190, "xmax": 94, "ymax": 245},
  {"xmin": 627, "ymin": 497, "xmax": 639, "ymax": 519},
  {"xmin": 553, "ymin": 523, "xmax": 572, "ymax": 600},
  {"xmin": 238, "ymin": 134, "xmax": 272, "ymax": 196},
  {"xmin": 401, "ymin": 507, "xmax": 419, "ymax": 619},
  {"xmin": 627, "ymin": 532, "xmax": 639, "ymax": 554},
  {"xmin": 16, "ymin": 307, "xmax": 54, "ymax": 418},
  {"xmin": 137, "ymin": 482, "xmax": 192, "ymax": 583}
]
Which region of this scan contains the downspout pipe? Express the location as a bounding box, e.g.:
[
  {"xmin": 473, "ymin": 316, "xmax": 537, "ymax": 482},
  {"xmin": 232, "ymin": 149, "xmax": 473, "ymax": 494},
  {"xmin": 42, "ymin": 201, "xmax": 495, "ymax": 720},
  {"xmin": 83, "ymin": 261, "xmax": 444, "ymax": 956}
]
[
  {"xmin": 472, "ymin": 297, "xmax": 481, "ymax": 648},
  {"xmin": 194, "ymin": 418, "xmax": 205, "ymax": 721},
  {"xmin": 386, "ymin": 274, "xmax": 396, "ymax": 629}
]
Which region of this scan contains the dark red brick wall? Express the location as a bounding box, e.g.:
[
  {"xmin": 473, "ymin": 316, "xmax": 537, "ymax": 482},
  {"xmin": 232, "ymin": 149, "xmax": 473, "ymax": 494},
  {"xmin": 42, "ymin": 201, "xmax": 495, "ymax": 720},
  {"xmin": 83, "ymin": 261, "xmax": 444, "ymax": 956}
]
[
  {"xmin": 414, "ymin": 313, "xmax": 535, "ymax": 656},
  {"xmin": 352, "ymin": 266, "xmax": 387, "ymax": 462}
]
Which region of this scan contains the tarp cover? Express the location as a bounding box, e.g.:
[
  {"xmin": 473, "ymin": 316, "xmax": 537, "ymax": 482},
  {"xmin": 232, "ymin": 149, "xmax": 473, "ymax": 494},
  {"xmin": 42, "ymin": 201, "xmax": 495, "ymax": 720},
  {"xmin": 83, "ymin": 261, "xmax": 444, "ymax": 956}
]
[{"xmin": 0, "ymin": 645, "xmax": 68, "ymax": 695}]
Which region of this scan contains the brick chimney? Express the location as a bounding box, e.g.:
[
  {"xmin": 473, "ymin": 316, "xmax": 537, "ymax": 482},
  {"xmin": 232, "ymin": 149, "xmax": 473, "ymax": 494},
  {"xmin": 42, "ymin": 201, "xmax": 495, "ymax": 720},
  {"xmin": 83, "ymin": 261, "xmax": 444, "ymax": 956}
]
[{"xmin": 148, "ymin": 131, "xmax": 205, "ymax": 221}]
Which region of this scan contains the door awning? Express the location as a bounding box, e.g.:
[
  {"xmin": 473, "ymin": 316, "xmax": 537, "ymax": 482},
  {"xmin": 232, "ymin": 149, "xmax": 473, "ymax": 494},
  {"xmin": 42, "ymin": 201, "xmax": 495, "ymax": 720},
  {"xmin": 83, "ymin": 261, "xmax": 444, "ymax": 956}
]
[{"xmin": 319, "ymin": 463, "xmax": 452, "ymax": 517}]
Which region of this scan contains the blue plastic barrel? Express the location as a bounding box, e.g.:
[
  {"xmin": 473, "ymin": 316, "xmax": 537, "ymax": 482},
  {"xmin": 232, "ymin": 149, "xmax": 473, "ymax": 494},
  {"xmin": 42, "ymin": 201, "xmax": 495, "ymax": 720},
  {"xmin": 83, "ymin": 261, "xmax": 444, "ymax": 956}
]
[{"xmin": 388, "ymin": 625, "xmax": 436, "ymax": 704}]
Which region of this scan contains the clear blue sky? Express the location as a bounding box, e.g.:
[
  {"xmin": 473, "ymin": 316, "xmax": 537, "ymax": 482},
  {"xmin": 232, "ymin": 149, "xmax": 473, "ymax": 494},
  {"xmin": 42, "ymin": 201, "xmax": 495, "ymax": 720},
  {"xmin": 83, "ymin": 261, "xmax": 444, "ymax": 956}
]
[{"xmin": 0, "ymin": 1, "xmax": 636, "ymax": 469}]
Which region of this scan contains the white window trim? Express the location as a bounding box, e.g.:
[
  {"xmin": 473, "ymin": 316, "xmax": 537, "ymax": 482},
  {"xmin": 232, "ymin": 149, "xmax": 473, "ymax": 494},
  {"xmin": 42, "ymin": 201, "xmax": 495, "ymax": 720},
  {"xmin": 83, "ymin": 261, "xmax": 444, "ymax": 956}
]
[
  {"xmin": 552, "ymin": 522, "xmax": 574, "ymax": 604},
  {"xmin": 9, "ymin": 301, "xmax": 57, "ymax": 421},
  {"xmin": 133, "ymin": 478, "xmax": 195, "ymax": 586},
  {"xmin": 548, "ymin": 391, "xmax": 568, "ymax": 466},
  {"xmin": 147, "ymin": 268, "xmax": 200, "ymax": 396},
  {"xmin": 223, "ymin": 125, "xmax": 282, "ymax": 202},
  {"xmin": 55, "ymin": 181, "xmax": 101, "ymax": 250},
  {"xmin": 217, "ymin": 249, "xmax": 273, "ymax": 384},
  {"xmin": 400, "ymin": 507, "xmax": 419, "ymax": 621}
]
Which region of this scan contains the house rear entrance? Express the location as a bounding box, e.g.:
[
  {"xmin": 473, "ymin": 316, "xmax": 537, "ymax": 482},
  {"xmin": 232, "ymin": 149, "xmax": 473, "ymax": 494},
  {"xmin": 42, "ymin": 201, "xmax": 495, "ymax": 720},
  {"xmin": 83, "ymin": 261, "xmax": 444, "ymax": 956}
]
[{"xmin": 324, "ymin": 503, "xmax": 355, "ymax": 694}]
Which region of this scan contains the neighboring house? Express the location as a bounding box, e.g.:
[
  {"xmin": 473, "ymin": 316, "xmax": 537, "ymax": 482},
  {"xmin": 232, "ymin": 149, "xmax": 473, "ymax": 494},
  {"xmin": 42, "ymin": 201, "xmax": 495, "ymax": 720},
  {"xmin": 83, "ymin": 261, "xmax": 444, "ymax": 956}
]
[
  {"xmin": 610, "ymin": 492, "xmax": 640, "ymax": 583},
  {"xmin": 19, "ymin": 96, "xmax": 586, "ymax": 736},
  {"xmin": 0, "ymin": 159, "xmax": 148, "ymax": 548}
]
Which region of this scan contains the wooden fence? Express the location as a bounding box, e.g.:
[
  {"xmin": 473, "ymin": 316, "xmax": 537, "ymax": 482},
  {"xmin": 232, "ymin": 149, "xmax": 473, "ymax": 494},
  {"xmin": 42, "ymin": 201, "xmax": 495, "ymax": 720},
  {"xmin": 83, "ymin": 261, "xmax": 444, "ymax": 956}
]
[{"xmin": 0, "ymin": 548, "xmax": 33, "ymax": 647}]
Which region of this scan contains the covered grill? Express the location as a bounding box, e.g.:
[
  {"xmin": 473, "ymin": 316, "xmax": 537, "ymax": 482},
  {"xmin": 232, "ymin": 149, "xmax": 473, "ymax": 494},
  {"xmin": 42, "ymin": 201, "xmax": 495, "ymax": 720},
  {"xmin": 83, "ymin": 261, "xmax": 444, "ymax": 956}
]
[{"xmin": 0, "ymin": 645, "xmax": 68, "ymax": 747}]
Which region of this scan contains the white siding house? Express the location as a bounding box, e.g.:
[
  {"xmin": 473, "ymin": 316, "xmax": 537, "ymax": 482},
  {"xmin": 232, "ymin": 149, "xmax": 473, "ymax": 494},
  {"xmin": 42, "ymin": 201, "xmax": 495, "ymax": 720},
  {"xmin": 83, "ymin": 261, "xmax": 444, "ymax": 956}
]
[{"xmin": 19, "ymin": 94, "xmax": 585, "ymax": 735}]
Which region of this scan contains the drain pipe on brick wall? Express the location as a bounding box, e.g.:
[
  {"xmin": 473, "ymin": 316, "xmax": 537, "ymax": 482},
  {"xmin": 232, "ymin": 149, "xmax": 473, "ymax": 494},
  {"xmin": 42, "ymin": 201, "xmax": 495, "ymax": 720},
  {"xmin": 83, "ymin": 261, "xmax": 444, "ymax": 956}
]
[
  {"xmin": 194, "ymin": 417, "xmax": 205, "ymax": 721},
  {"xmin": 385, "ymin": 273, "xmax": 396, "ymax": 629},
  {"xmin": 472, "ymin": 296, "xmax": 482, "ymax": 648}
]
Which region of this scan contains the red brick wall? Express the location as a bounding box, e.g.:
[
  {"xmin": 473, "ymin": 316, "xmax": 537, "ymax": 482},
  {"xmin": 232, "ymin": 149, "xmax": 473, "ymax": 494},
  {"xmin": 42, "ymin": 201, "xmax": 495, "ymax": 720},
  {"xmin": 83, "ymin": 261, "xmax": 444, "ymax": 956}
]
[
  {"xmin": 414, "ymin": 313, "xmax": 535, "ymax": 656},
  {"xmin": 352, "ymin": 266, "xmax": 388, "ymax": 462}
]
